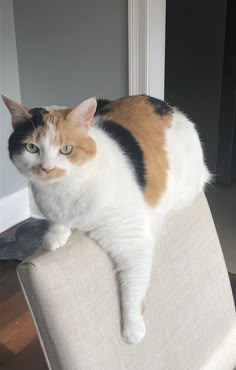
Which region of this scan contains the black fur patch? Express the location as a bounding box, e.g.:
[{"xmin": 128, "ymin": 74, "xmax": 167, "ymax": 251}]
[
  {"xmin": 145, "ymin": 95, "xmax": 173, "ymax": 116},
  {"xmin": 96, "ymin": 119, "xmax": 146, "ymax": 189},
  {"xmin": 8, "ymin": 107, "xmax": 47, "ymax": 159},
  {"xmin": 95, "ymin": 99, "xmax": 112, "ymax": 115}
]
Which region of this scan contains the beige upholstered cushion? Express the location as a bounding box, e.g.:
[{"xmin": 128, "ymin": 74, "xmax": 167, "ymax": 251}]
[{"xmin": 17, "ymin": 193, "xmax": 236, "ymax": 370}]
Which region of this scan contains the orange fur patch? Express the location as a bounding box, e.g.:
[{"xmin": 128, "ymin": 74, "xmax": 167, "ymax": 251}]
[
  {"xmin": 44, "ymin": 110, "xmax": 97, "ymax": 164},
  {"xmin": 24, "ymin": 109, "xmax": 97, "ymax": 167},
  {"xmin": 97, "ymin": 95, "xmax": 171, "ymax": 206}
]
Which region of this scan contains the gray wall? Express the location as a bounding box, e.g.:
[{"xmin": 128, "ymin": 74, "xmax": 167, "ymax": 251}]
[
  {"xmin": 13, "ymin": 0, "xmax": 128, "ymax": 108},
  {"xmin": 0, "ymin": 0, "xmax": 26, "ymax": 199}
]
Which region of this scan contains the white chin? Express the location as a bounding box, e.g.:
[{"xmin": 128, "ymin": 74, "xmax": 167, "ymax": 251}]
[{"xmin": 33, "ymin": 176, "xmax": 64, "ymax": 184}]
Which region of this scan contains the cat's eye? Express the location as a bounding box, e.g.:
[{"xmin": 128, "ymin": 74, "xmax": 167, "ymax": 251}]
[
  {"xmin": 60, "ymin": 145, "xmax": 73, "ymax": 155},
  {"xmin": 25, "ymin": 143, "xmax": 39, "ymax": 153}
]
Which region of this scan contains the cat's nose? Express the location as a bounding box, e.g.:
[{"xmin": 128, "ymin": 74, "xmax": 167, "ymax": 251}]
[{"xmin": 40, "ymin": 165, "xmax": 55, "ymax": 174}]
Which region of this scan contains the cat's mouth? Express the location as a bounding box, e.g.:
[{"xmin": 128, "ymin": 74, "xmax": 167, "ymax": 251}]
[{"xmin": 31, "ymin": 166, "xmax": 66, "ymax": 181}]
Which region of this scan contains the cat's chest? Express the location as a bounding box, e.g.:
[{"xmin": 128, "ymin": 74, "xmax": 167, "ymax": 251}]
[{"xmin": 32, "ymin": 183, "xmax": 99, "ymax": 230}]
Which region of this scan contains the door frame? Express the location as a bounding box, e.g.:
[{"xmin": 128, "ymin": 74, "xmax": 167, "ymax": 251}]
[{"xmin": 128, "ymin": 0, "xmax": 166, "ymax": 99}]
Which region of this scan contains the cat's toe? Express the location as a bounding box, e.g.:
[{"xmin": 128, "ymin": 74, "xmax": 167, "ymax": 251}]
[
  {"xmin": 122, "ymin": 316, "xmax": 146, "ymax": 344},
  {"xmin": 43, "ymin": 233, "xmax": 67, "ymax": 251}
]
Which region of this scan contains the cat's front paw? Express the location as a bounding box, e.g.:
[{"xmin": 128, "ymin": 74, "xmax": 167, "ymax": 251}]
[
  {"xmin": 43, "ymin": 228, "xmax": 71, "ymax": 251},
  {"xmin": 122, "ymin": 315, "xmax": 146, "ymax": 344}
]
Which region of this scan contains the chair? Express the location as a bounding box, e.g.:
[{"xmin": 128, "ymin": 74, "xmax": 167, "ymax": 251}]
[{"xmin": 17, "ymin": 193, "xmax": 236, "ymax": 370}]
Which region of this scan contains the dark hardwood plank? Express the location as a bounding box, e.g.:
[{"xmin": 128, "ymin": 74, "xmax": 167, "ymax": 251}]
[
  {"xmin": 0, "ymin": 261, "xmax": 47, "ymax": 369},
  {"xmin": 0, "ymin": 263, "xmax": 31, "ymax": 342},
  {"xmin": 0, "ymin": 263, "xmax": 21, "ymax": 304},
  {"xmin": 1, "ymin": 320, "xmax": 38, "ymax": 362},
  {"xmin": 0, "ymin": 339, "xmax": 48, "ymax": 370}
]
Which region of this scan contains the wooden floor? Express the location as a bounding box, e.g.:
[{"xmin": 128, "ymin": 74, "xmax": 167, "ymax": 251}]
[
  {"xmin": 0, "ymin": 223, "xmax": 236, "ymax": 370},
  {"xmin": 0, "ymin": 261, "xmax": 48, "ymax": 369},
  {"xmin": 0, "ymin": 221, "xmax": 47, "ymax": 370}
]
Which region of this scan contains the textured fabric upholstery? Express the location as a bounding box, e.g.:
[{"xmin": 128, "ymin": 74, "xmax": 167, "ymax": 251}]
[{"xmin": 17, "ymin": 193, "xmax": 236, "ymax": 370}]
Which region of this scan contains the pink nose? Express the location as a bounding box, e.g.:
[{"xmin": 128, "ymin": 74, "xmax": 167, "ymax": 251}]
[{"xmin": 41, "ymin": 166, "xmax": 55, "ymax": 174}]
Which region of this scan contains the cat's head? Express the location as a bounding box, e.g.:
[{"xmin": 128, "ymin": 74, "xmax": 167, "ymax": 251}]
[{"xmin": 2, "ymin": 95, "xmax": 97, "ymax": 184}]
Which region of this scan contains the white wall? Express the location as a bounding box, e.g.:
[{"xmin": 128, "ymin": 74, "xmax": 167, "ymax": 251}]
[{"xmin": 0, "ymin": 0, "xmax": 29, "ymax": 232}]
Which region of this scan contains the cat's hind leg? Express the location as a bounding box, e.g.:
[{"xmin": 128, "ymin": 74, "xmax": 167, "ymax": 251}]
[
  {"xmin": 89, "ymin": 214, "xmax": 153, "ymax": 344},
  {"xmin": 116, "ymin": 240, "xmax": 153, "ymax": 344}
]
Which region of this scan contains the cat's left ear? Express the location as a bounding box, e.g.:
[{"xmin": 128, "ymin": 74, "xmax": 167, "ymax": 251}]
[
  {"xmin": 66, "ymin": 98, "xmax": 97, "ymax": 131},
  {"xmin": 1, "ymin": 95, "xmax": 31, "ymax": 129}
]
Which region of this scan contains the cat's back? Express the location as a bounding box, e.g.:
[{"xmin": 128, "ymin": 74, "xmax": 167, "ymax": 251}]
[
  {"xmin": 95, "ymin": 95, "xmax": 209, "ymax": 209},
  {"xmin": 95, "ymin": 95, "xmax": 172, "ymax": 206}
]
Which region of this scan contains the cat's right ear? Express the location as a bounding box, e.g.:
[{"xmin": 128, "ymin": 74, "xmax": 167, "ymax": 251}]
[
  {"xmin": 66, "ymin": 98, "xmax": 97, "ymax": 132},
  {"xmin": 1, "ymin": 95, "xmax": 31, "ymax": 129}
]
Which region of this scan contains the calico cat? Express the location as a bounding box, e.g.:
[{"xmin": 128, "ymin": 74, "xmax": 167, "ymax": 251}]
[{"xmin": 2, "ymin": 94, "xmax": 210, "ymax": 344}]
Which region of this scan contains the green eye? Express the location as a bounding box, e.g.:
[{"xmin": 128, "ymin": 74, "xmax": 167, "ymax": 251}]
[
  {"xmin": 60, "ymin": 145, "xmax": 73, "ymax": 155},
  {"xmin": 25, "ymin": 143, "xmax": 39, "ymax": 153}
]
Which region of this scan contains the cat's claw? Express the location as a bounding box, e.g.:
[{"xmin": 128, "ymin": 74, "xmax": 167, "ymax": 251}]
[
  {"xmin": 122, "ymin": 315, "xmax": 146, "ymax": 344},
  {"xmin": 43, "ymin": 230, "xmax": 71, "ymax": 251}
]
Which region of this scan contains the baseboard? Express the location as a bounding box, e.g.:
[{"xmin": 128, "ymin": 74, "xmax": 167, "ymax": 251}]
[{"xmin": 0, "ymin": 187, "xmax": 30, "ymax": 233}]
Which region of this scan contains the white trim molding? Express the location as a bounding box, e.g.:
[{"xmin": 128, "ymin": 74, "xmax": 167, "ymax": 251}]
[
  {"xmin": 128, "ymin": 0, "xmax": 166, "ymax": 99},
  {"xmin": 0, "ymin": 187, "xmax": 44, "ymax": 232},
  {"xmin": 0, "ymin": 188, "xmax": 30, "ymax": 233}
]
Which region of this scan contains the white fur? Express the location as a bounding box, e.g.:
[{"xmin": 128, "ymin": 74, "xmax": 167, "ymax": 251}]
[{"xmin": 12, "ymin": 110, "xmax": 210, "ymax": 344}]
